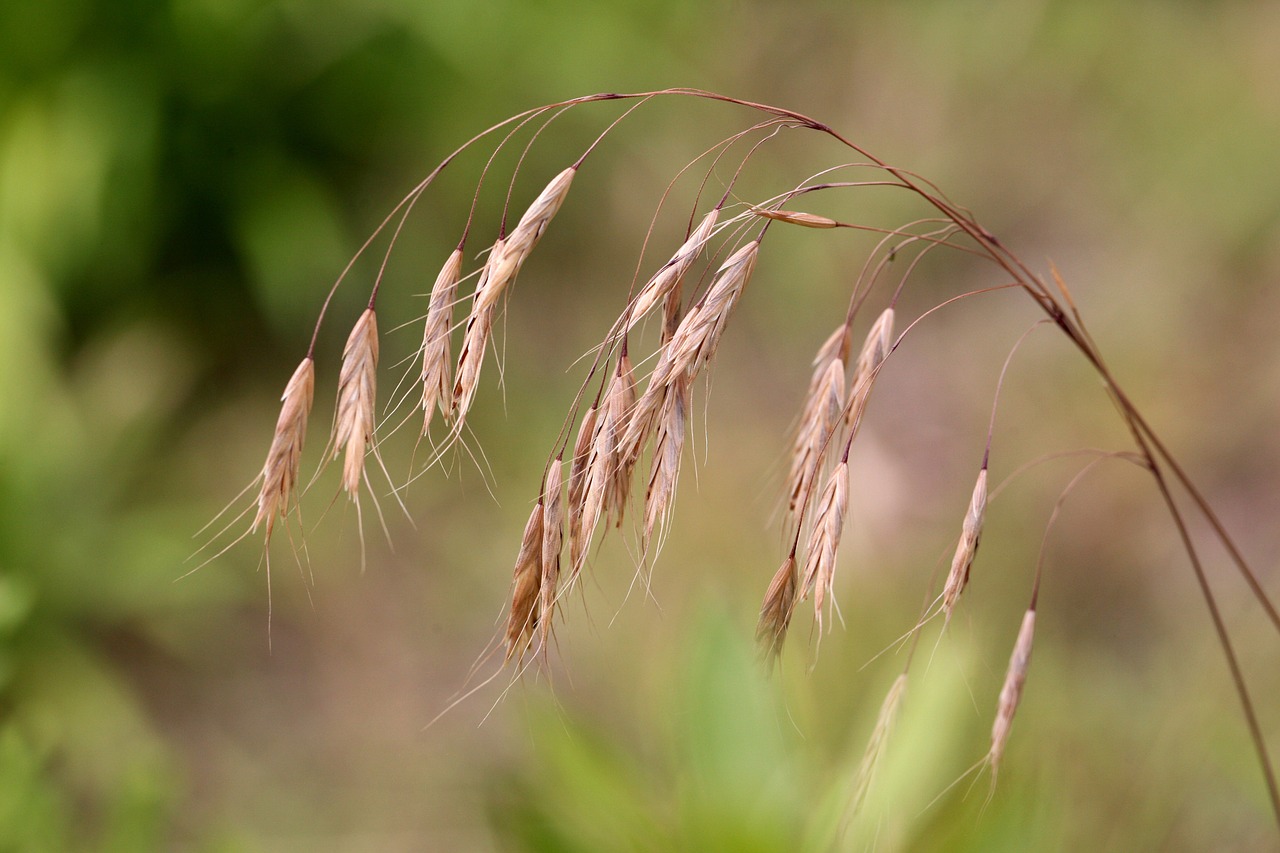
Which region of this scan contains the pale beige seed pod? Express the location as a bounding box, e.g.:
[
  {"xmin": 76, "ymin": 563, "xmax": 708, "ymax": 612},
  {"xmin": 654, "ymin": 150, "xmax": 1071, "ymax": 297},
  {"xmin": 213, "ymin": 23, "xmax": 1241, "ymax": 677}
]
[
  {"xmin": 989, "ymin": 607, "xmax": 1036, "ymax": 775},
  {"xmin": 253, "ymin": 356, "xmax": 315, "ymax": 538},
  {"xmin": 421, "ymin": 249, "xmax": 464, "ymax": 429},
  {"xmin": 786, "ymin": 354, "xmax": 846, "ymax": 530},
  {"xmin": 800, "ymin": 459, "xmax": 850, "ymax": 632},
  {"xmin": 333, "ymin": 309, "xmax": 379, "ymax": 496},
  {"xmin": 942, "ymin": 466, "xmax": 988, "ymax": 626},
  {"xmin": 627, "ymin": 209, "xmax": 719, "ymax": 330},
  {"xmin": 505, "ymin": 501, "xmax": 545, "ymax": 664},
  {"xmin": 538, "ymin": 460, "xmax": 564, "ymax": 650},
  {"xmin": 847, "ymin": 307, "xmax": 894, "ymax": 430},
  {"xmin": 573, "ymin": 358, "xmax": 636, "ymax": 576}
]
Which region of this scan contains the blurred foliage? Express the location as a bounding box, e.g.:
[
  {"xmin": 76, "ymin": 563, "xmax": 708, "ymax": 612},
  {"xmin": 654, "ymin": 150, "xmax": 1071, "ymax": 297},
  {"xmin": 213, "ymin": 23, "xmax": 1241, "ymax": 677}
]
[{"xmin": 1, "ymin": 0, "xmax": 1279, "ymax": 850}]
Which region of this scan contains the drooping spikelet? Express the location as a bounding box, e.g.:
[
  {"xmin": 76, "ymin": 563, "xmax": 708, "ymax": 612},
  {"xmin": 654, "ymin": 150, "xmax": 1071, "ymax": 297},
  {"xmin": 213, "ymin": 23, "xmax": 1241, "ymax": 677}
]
[
  {"xmin": 799, "ymin": 459, "xmax": 850, "ymax": 631},
  {"xmin": 333, "ymin": 309, "xmax": 379, "ymax": 496},
  {"xmin": 505, "ymin": 500, "xmax": 545, "ymax": 664},
  {"xmin": 941, "ymin": 465, "xmax": 988, "ymax": 626},
  {"xmin": 642, "ymin": 374, "xmax": 689, "ymax": 558},
  {"xmin": 539, "ymin": 459, "xmax": 564, "ymax": 650},
  {"xmin": 453, "ymin": 238, "xmax": 504, "ymax": 423},
  {"xmin": 756, "ymin": 553, "xmax": 798, "ymax": 661},
  {"xmin": 846, "ymin": 307, "xmax": 894, "ymax": 430},
  {"xmin": 572, "ymin": 356, "xmax": 637, "ymax": 577},
  {"xmin": 626, "ymin": 209, "xmax": 718, "ymax": 330},
  {"xmin": 989, "ymin": 607, "xmax": 1036, "ymax": 779},
  {"xmin": 421, "ymin": 249, "xmax": 463, "ymax": 430},
  {"xmin": 786, "ymin": 324, "xmax": 850, "ymax": 532},
  {"xmin": 253, "ymin": 357, "xmax": 315, "ymax": 539}
]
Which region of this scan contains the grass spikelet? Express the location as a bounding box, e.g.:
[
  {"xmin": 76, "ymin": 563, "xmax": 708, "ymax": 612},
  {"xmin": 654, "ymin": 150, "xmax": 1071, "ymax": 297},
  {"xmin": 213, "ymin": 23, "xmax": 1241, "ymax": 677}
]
[
  {"xmin": 421, "ymin": 249, "xmax": 463, "ymax": 429},
  {"xmin": 333, "ymin": 308, "xmax": 379, "ymax": 496},
  {"xmin": 453, "ymin": 239, "xmax": 504, "ymax": 423},
  {"xmin": 842, "ymin": 673, "xmax": 908, "ymax": 826},
  {"xmin": 253, "ymin": 357, "xmax": 315, "ymax": 540},
  {"xmin": 539, "ymin": 459, "xmax": 564, "ymax": 650},
  {"xmin": 573, "ymin": 356, "xmax": 636, "ymax": 577},
  {"xmin": 989, "ymin": 607, "xmax": 1035, "ymax": 780},
  {"xmin": 799, "ymin": 459, "xmax": 850, "ymax": 632},
  {"xmin": 663, "ymin": 239, "xmax": 760, "ymax": 380},
  {"xmin": 756, "ymin": 553, "xmax": 798, "ymax": 661},
  {"xmin": 567, "ymin": 403, "xmax": 598, "ymax": 582},
  {"xmin": 475, "ymin": 167, "xmax": 576, "ymax": 317},
  {"xmin": 752, "ymin": 208, "xmax": 839, "ymax": 229},
  {"xmin": 627, "ymin": 209, "xmax": 718, "ymax": 329},
  {"xmin": 786, "ymin": 326, "xmax": 849, "ymax": 531},
  {"xmin": 941, "ymin": 465, "xmax": 988, "ymax": 626},
  {"xmin": 846, "ymin": 307, "xmax": 894, "ymax": 429},
  {"xmin": 505, "ymin": 501, "xmax": 545, "ymax": 664},
  {"xmin": 642, "ymin": 374, "xmax": 689, "ymax": 557}
]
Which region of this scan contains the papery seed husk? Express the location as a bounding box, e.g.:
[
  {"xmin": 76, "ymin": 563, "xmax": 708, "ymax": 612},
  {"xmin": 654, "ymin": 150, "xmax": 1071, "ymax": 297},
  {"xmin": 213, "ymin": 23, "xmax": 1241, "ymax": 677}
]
[
  {"xmin": 752, "ymin": 208, "xmax": 839, "ymax": 229},
  {"xmin": 642, "ymin": 375, "xmax": 689, "ymax": 557}
]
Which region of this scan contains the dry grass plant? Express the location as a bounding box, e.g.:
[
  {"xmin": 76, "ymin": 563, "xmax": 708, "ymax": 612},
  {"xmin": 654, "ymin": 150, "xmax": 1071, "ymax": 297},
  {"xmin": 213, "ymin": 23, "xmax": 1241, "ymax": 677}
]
[{"xmin": 201, "ymin": 89, "xmax": 1280, "ymax": 831}]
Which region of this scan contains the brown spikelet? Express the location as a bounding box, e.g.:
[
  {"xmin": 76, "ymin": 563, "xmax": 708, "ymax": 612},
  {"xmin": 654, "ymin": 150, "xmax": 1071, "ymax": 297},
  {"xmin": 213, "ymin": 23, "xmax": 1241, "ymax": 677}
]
[
  {"xmin": 505, "ymin": 501, "xmax": 545, "ymax": 664},
  {"xmin": 756, "ymin": 554, "xmax": 798, "ymax": 660},
  {"xmin": 800, "ymin": 460, "xmax": 850, "ymax": 631},
  {"xmin": 475, "ymin": 167, "xmax": 576, "ymax": 316},
  {"xmin": 843, "ymin": 673, "xmax": 908, "ymax": 826},
  {"xmin": 642, "ymin": 374, "xmax": 689, "ymax": 557},
  {"xmin": 846, "ymin": 307, "xmax": 894, "ymax": 430},
  {"xmin": 566, "ymin": 403, "xmax": 598, "ymax": 581},
  {"xmin": 627, "ymin": 209, "xmax": 718, "ymax": 329},
  {"xmin": 573, "ymin": 356, "xmax": 636, "ymax": 576},
  {"xmin": 662, "ymin": 240, "xmax": 759, "ymax": 381},
  {"xmin": 539, "ymin": 460, "xmax": 564, "ymax": 650},
  {"xmin": 989, "ymin": 607, "xmax": 1036, "ymax": 777},
  {"xmin": 452, "ymin": 239, "xmax": 505, "ymax": 423},
  {"xmin": 941, "ymin": 466, "xmax": 988, "ymax": 626},
  {"xmin": 786, "ymin": 328, "xmax": 849, "ymax": 531},
  {"xmin": 253, "ymin": 357, "xmax": 315, "ymax": 539},
  {"xmin": 751, "ymin": 208, "xmax": 839, "ymax": 229},
  {"xmin": 333, "ymin": 309, "xmax": 378, "ymax": 496},
  {"xmin": 421, "ymin": 249, "xmax": 463, "ymax": 429}
]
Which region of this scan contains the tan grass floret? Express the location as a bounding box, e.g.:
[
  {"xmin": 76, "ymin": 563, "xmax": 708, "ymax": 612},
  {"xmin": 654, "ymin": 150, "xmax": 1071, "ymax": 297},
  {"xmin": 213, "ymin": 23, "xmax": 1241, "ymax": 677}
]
[
  {"xmin": 420, "ymin": 249, "xmax": 463, "ymax": 429},
  {"xmin": 989, "ymin": 607, "xmax": 1036, "ymax": 777},
  {"xmin": 505, "ymin": 501, "xmax": 545, "ymax": 663},
  {"xmin": 539, "ymin": 460, "xmax": 564, "ymax": 649},
  {"xmin": 253, "ymin": 356, "xmax": 315, "ymax": 539},
  {"xmin": 333, "ymin": 309, "xmax": 379, "ymax": 496},
  {"xmin": 756, "ymin": 554, "xmax": 798, "ymax": 660},
  {"xmin": 942, "ymin": 465, "xmax": 988, "ymax": 625},
  {"xmin": 626, "ymin": 209, "xmax": 719, "ymax": 330},
  {"xmin": 800, "ymin": 459, "xmax": 850, "ymax": 631}
]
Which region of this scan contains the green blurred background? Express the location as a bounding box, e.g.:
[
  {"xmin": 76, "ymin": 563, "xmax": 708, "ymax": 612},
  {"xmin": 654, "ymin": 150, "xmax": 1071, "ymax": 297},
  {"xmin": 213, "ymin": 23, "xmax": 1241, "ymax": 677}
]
[{"xmin": 3, "ymin": 0, "xmax": 1279, "ymax": 850}]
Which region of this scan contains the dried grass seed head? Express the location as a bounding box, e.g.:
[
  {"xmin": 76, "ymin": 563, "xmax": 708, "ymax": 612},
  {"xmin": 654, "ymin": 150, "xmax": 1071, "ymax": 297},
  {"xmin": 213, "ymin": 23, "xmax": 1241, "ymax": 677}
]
[
  {"xmin": 333, "ymin": 308, "xmax": 379, "ymax": 495},
  {"xmin": 253, "ymin": 356, "xmax": 315, "ymax": 537},
  {"xmin": 627, "ymin": 209, "xmax": 719, "ymax": 329},
  {"xmin": 800, "ymin": 459, "xmax": 850, "ymax": 631},
  {"xmin": 539, "ymin": 460, "xmax": 565, "ymax": 649},
  {"xmin": 505, "ymin": 501, "xmax": 545, "ymax": 663},
  {"xmin": 990, "ymin": 607, "xmax": 1036, "ymax": 773},
  {"xmin": 421, "ymin": 248, "xmax": 464, "ymax": 428},
  {"xmin": 757, "ymin": 554, "xmax": 798, "ymax": 660},
  {"xmin": 642, "ymin": 374, "xmax": 689, "ymax": 556},
  {"xmin": 942, "ymin": 466, "xmax": 988, "ymax": 624}
]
